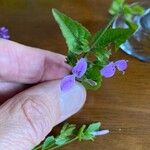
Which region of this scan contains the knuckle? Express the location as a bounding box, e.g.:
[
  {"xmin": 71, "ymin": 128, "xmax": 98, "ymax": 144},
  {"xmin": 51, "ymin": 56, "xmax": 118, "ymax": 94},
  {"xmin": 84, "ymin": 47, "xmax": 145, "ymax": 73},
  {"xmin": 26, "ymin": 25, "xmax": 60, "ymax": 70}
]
[{"xmin": 18, "ymin": 94, "xmax": 57, "ymax": 144}]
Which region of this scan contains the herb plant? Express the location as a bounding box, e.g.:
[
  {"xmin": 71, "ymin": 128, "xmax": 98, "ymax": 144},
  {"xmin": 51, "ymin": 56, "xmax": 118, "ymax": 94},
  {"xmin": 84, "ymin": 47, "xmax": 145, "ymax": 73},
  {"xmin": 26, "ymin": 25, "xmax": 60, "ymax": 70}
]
[{"xmin": 31, "ymin": 0, "xmax": 144, "ymax": 149}]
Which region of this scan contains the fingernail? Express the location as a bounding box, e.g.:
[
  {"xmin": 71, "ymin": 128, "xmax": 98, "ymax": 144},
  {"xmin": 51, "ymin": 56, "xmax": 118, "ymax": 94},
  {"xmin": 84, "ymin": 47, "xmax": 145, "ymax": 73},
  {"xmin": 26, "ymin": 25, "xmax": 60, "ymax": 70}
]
[{"xmin": 60, "ymin": 82, "xmax": 86, "ymax": 120}]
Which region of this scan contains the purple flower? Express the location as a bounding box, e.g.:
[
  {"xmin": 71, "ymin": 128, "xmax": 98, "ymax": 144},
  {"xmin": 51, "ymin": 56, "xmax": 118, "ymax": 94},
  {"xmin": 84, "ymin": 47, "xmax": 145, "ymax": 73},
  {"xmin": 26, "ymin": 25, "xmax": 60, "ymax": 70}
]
[
  {"xmin": 60, "ymin": 75, "xmax": 75, "ymax": 92},
  {"xmin": 92, "ymin": 129, "xmax": 109, "ymax": 136},
  {"xmin": 115, "ymin": 60, "xmax": 128, "ymax": 74},
  {"xmin": 72, "ymin": 58, "xmax": 87, "ymax": 78},
  {"xmin": 100, "ymin": 59, "xmax": 128, "ymax": 78},
  {"xmin": 0, "ymin": 27, "xmax": 10, "ymax": 39},
  {"xmin": 100, "ymin": 62, "xmax": 116, "ymax": 78},
  {"xmin": 61, "ymin": 58, "xmax": 87, "ymax": 92}
]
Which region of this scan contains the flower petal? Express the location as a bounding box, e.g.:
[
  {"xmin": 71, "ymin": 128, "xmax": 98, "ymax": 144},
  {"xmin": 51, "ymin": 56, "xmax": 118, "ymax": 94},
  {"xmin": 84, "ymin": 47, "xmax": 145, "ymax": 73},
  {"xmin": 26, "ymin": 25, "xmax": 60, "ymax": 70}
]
[
  {"xmin": 0, "ymin": 27, "xmax": 10, "ymax": 39},
  {"xmin": 72, "ymin": 58, "xmax": 87, "ymax": 78},
  {"xmin": 92, "ymin": 130, "xmax": 109, "ymax": 136},
  {"xmin": 60, "ymin": 75, "xmax": 75, "ymax": 92},
  {"xmin": 115, "ymin": 60, "xmax": 128, "ymax": 73},
  {"xmin": 100, "ymin": 62, "xmax": 116, "ymax": 78}
]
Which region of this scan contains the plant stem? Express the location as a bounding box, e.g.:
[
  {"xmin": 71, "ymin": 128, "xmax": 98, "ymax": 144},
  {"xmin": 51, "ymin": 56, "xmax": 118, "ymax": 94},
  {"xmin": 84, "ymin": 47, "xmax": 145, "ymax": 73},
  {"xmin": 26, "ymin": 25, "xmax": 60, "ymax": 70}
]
[
  {"xmin": 48, "ymin": 137, "xmax": 78, "ymax": 150},
  {"xmin": 90, "ymin": 15, "xmax": 118, "ymax": 50}
]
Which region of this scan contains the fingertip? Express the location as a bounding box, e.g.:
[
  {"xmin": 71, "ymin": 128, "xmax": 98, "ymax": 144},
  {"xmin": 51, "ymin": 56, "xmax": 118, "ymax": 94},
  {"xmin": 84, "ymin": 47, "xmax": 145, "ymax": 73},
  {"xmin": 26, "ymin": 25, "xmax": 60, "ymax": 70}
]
[{"xmin": 59, "ymin": 81, "xmax": 86, "ymax": 123}]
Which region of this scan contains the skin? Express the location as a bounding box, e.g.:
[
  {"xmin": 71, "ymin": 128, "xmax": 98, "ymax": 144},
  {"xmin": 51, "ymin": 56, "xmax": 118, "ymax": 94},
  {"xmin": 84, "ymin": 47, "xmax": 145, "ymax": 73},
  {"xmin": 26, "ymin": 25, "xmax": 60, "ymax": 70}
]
[{"xmin": 0, "ymin": 39, "xmax": 86, "ymax": 150}]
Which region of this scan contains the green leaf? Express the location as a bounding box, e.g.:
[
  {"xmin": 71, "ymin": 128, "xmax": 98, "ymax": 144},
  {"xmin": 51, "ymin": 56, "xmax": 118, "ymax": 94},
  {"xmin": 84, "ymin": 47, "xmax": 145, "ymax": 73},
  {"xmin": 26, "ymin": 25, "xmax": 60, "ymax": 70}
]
[
  {"xmin": 77, "ymin": 122, "xmax": 101, "ymax": 141},
  {"xmin": 55, "ymin": 123, "xmax": 76, "ymax": 146},
  {"xmin": 130, "ymin": 5, "xmax": 145, "ymax": 15},
  {"xmin": 92, "ymin": 28, "xmax": 134, "ymax": 50},
  {"xmin": 42, "ymin": 136, "xmax": 55, "ymax": 149},
  {"xmin": 55, "ymin": 136, "xmax": 69, "ymax": 146},
  {"xmin": 60, "ymin": 123, "xmax": 76, "ymax": 137},
  {"xmin": 66, "ymin": 51, "xmax": 77, "ymax": 66},
  {"xmin": 123, "ymin": 4, "xmax": 144, "ymax": 16},
  {"xmin": 109, "ymin": 0, "xmax": 125, "ymax": 15},
  {"xmin": 77, "ymin": 125, "xmax": 86, "ymax": 141},
  {"xmin": 82, "ymin": 65, "xmax": 102, "ymax": 90},
  {"xmin": 52, "ymin": 8, "xmax": 91, "ymax": 54},
  {"xmin": 123, "ymin": 4, "xmax": 133, "ymax": 14},
  {"xmin": 91, "ymin": 28, "xmax": 134, "ymax": 62},
  {"xmin": 86, "ymin": 122, "xmax": 101, "ymax": 133}
]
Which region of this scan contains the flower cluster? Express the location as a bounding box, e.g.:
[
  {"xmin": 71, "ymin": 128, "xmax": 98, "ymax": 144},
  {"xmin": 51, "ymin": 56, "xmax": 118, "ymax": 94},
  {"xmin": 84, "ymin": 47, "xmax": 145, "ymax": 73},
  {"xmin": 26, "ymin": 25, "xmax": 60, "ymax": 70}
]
[
  {"xmin": 0, "ymin": 27, "xmax": 10, "ymax": 39},
  {"xmin": 61, "ymin": 58, "xmax": 87, "ymax": 92},
  {"xmin": 100, "ymin": 60, "xmax": 128, "ymax": 78},
  {"xmin": 61, "ymin": 58, "xmax": 128, "ymax": 92}
]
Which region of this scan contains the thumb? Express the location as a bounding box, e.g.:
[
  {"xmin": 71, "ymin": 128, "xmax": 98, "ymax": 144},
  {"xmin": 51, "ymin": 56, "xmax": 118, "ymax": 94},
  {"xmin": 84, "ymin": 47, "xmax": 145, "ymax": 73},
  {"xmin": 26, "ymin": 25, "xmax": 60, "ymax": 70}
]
[{"xmin": 0, "ymin": 80, "xmax": 86, "ymax": 150}]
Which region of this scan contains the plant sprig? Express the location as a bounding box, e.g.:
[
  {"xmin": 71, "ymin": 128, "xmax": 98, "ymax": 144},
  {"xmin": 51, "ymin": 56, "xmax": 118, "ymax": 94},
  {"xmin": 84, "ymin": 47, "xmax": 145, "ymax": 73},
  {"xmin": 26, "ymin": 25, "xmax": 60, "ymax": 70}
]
[
  {"xmin": 52, "ymin": 7, "xmax": 134, "ymax": 91},
  {"xmin": 33, "ymin": 122, "xmax": 106, "ymax": 150},
  {"xmin": 109, "ymin": 0, "xmax": 145, "ymax": 29},
  {"xmin": 33, "ymin": 1, "xmax": 145, "ymax": 150}
]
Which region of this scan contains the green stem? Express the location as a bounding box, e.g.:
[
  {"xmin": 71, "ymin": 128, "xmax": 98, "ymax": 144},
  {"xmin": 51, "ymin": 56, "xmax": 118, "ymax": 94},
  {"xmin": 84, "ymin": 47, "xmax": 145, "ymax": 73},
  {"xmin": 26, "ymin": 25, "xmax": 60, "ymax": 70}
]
[
  {"xmin": 48, "ymin": 137, "xmax": 78, "ymax": 150},
  {"xmin": 90, "ymin": 15, "xmax": 118, "ymax": 50}
]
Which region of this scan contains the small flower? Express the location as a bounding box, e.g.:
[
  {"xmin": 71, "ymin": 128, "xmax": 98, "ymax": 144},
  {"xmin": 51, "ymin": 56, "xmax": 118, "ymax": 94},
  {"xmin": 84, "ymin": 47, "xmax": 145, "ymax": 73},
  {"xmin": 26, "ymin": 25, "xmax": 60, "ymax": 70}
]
[
  {"xmin": 60, "ymin": 75, "xmax": 75, "ymax": 92},
  {"xmin": 115, "ymin": 59, "xmax": 128, "ymax": 74},
  {"xmin": 60, "ymin": 58, "xmax": 88, "ymax": 92},
  {"xmin": 100, "ymin": 59, "xmax": 128, "ymax": 78},
  {"xmin": 92, "ymin": 129, "xmax": 109, "ymax": 136},
  {"xmin": 100, "ymin": 62, "xmax": 116, "ymax": 78},
  {"xmin": 72, "ymin": 58, "xmax": 87, "ymax": 78},
  {"xmin": 0, "ymin": 27, "xmax": 10, "ymax": 39}
]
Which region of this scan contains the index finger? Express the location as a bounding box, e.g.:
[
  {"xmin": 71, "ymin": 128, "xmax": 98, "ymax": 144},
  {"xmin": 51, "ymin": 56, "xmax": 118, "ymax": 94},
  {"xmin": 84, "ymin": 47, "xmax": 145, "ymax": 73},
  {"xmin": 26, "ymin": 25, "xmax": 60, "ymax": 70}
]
[{"xmin": 0, "ymin": 39, "xmax": 71, "ymax": 83}]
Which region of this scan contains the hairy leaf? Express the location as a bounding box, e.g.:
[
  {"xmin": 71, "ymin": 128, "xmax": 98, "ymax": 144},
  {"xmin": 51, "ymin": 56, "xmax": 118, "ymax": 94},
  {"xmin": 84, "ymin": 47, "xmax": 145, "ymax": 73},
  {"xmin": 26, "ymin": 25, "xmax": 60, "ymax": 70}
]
[
  {"xmin": 91, "ymin": 28, "xmax": 134, "ymax": 61},
  {"xmin": 109, "ymin": 0, "xmax": 125, "ymax": 15},
  {"xmin": 55, "ymin": 123, "xmax": 76, "ymax": 146},
  {"xmin": 86, "ymin": 122, "xmax": 101, "ymax": 133},
  {"xmin": 82, "ymin": 65, "xmax": 102, "ymax": 90},
  {"xmin": 77, "ymin": 122, "xmax": 101, "ymax": 141},
  {"xmin": 42, "ymin": 136, "xmax": 55, "ymax": 149},
  {"xmin": 52, "ymin": 8, "xmax": 91, "ymax": 54}
]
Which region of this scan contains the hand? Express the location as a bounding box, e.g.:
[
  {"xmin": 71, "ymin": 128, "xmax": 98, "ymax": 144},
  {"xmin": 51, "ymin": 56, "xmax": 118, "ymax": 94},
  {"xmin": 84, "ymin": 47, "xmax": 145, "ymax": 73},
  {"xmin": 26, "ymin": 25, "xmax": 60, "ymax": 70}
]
[{"xmin": 0, "ymin": 39, "xmax": 86, "ymax": 150}]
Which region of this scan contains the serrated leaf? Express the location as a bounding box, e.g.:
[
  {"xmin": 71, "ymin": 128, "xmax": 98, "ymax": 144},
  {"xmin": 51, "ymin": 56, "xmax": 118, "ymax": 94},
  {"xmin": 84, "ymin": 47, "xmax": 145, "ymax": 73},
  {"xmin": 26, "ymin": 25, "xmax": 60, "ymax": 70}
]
[
  {"xmin": 55, "ymin": 123, "xmax": 76, "ymax": 146},
  {"xmin": 109, "ymin": 0, "xmax": 125, "ymax": 15},
  {"xmin": 82, "ymin": 65, "xmax": 102, "ymax": 90},
  {"xmin": 79, "ymin": 122, "xmax": 101, "ymax": 141},
  {"xmin": 55, "ymin": 136, "xmax": 69, "ymax": 146},
  {"xmin": 66, "ymin": 51, "xmax": 77, "ymax": 66},
  {"xmin": 77, "ymin": 122, "xmax": 101, "ymax": 141},
  {"xmin": 92, "ymin": 28, "xmax": 134, "ymax": 49},
  {"xmin": 91, "ymin": 28, "xmax": 134, "ymax": 61},
  {"xmin": 42, "ymin": 136, "xmax": 55, "ymax": 150},
  {"xmin": 60, "ymin": 123, "xmax": 76, "ymax": 137},
  {"xmin": 52, "ymin": 8, "xmax": 91, "ymax": 54}
]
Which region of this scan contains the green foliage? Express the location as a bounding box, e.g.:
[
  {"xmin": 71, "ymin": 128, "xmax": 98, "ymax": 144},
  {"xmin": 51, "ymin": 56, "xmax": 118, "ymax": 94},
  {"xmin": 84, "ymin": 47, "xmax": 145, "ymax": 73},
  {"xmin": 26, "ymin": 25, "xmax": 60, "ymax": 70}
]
[
  {"xmin": 82, "ymin": 65, "xmax": 102, "ymax": 90},
  {"xmin": 52, "ymin": 8, "xmax": 91, "ymax": 55},
  {"xmin": 55, "ymin": 123, "xmax": 76, "ymax": 146},
  {"xmin": 109, "ymin": 0, "xmax": 145, "ymax": 30},
  {"xmin": 91, "ymin": 28, "xmax": 134, "ymax": 63},
  {"xmin": 33, "ymin": 2, "xmax": 143, "ymax": 149},
  {"xmin": 42, "ymin": 136, "xmax": 55, "ymax": 149},
  {"xmin": 78, "ymin": 122, "xmax": 101, "ymax": 141},
  {"xmin": 33, "ymin": 122, "xmax": 101, "ymax": 150},
  {"xmin": 66, "ymin": 51, "xmax": 77, "ymax": 66},
  {"xmin": 92, "ymin": 28, "xmax": 134, "ymax": 50},
  {"xmin": 109, "ymin": 0, "xmax": 125, "ymax": 15},
  {"xmin": 52, "ymin": 7, "xmax": 135, "ymax": 91}
]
